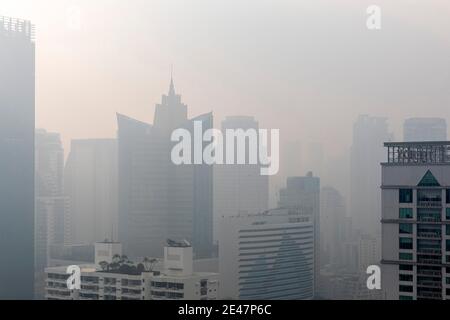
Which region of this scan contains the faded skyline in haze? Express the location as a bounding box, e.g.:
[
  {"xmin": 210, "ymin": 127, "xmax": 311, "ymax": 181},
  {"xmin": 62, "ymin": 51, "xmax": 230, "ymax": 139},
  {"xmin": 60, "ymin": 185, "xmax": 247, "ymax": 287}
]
[{"xmin": 2, "ymin": 0, "xmax": 450, "ymax": 161}]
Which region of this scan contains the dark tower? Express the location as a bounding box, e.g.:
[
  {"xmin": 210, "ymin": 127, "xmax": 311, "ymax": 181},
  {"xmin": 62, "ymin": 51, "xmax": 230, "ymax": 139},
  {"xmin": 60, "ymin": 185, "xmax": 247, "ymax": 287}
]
[{"xmin": 0, "ymin": 16, "xmax": 35, "ymax": 299}]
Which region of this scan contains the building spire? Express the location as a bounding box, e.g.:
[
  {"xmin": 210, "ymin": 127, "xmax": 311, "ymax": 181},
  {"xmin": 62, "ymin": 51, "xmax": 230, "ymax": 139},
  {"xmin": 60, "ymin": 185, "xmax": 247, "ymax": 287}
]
[{"xmin": 168, "ymin": 65, "xmax": 176, "ymax": 96}]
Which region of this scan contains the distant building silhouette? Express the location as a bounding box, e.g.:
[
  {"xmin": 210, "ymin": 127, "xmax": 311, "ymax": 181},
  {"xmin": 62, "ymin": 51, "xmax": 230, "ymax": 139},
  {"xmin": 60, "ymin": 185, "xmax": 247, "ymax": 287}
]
[
  {"xmin": 320, "ymin": 186, "xmax": 347, "ymax": 268},
  {"xmin": 35, "ymin": 129, "xmax": 67, "ymax": 298},
  {"xmin": 278, "ymin": 173, "xmax": 320, "ymax": 296},
  {"xmin": 64, "ymin": 139, "xmax": 118, "ymax": 246},
  {"xmin": 403, "ymin": 118, "xmax": 447, "ymax": 142},
  {"xmin": 0, "ymin": 16, "xmax": 35, "ymax": 299},
  {"xmin": 213, "ymin": 116, "xmax": 269, "ymax": 243},
  {"xmin": 117, "ymin": 78, "xmax": 213, "ymax": 258},
  {"xmin": 350, "ymin": 115, "xmax": 392, "ymax": 258}
]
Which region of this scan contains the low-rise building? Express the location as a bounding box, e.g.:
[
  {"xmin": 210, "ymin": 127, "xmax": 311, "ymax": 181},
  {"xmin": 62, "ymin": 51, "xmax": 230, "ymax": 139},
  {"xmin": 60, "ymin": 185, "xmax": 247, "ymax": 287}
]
[{"xmin": 45, "ymin": 240, "xmax": 218, "ymax": 300}]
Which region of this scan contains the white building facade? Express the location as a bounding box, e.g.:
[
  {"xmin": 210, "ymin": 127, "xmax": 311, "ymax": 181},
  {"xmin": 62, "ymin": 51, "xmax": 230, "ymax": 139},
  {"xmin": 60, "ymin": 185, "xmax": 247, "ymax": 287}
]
[
  {"xmin": 219, "ymin": 209, "xmax": 314, "ymax": 299},
  {"xmin": 381, "ymin": 141, "xmax": 450, "ymax": 300},
  {"xmin": 45, "ymin": 242, "xmax": 218, "ymax": 300}
]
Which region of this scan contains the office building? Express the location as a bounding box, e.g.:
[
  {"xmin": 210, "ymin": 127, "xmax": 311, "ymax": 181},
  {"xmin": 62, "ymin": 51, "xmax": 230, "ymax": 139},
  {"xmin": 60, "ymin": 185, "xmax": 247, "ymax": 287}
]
[
  {"xmin": 64, "ymin": 139, "xmax": 118, "ymax": 245},
  {"xmin": 117, "ymin": 79, "xmax": 213, "ymax": 258},
  {"xmin": 213, "ymin": 116, "xmax": 269, "ymax": 243},
  {"xmin": 219, "ymin": 208, "xmax": 314, "ymax": 299},
  {"xmin": 381, "ymin": 141, "xmax": 450, "ymax": 300},
  {"xmin": 35, "ymin": 129, "xmax": 67, "ymax": 298},
  {"xmin": 278, "ymin": 173, "xmax": 320, "ymax": 293},
  {"xmin": 0, "ymin": 16, "xmax": 35, "ymax": 299},
  {"xmin": 350, "ymin": 115, "xmax": 392, "ymax": 275},
  {"xmin": 320, "ymin": 186, "xmax": 347, "ymax": 268}
]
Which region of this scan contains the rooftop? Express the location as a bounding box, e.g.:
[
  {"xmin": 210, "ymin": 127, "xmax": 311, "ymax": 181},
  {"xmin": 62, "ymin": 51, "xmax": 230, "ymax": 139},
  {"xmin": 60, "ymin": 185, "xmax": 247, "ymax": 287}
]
[
  {"xmin": 0, "ymin": 15, "xmax": 34, "ymax": 41},
  {"xmin": 384, "ymin": 141, "xmax": 450, "ymax": 165}
]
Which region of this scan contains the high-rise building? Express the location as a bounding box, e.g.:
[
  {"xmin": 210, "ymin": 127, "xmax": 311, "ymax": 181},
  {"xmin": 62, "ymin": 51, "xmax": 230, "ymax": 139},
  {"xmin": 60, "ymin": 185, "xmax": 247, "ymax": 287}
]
[
  {"xmin": 35, "ymin": 129, "xmax": 67, "ymax": 298},
  {"xmin": 64, "ymin": 139, "xmax": 118, "ymax": 245},
  {"xmin": 117, "ymin": 79, "xmax": 213, "ymax": 258},
  {"xmin": 0, "ymin": 16, "xmax": 35, "ymax": 299},
  {"xmin": 350, "ymin": 115, "xmax": 392, "ymax": 259},
  {"xmin": 278, "ymin": 173, "xmax": 320, "ymax": 294},
  {"xmin": 404, "ymin": 118, "xmax": 447, "ymax": 142},
  {"xmin": 219, "ymin": 208, "xmax": 314, "ymax": 299},
  {"xmin": 320, "ymin": 186, "xmax": 347, "ymax": 268},
  {"xmin": 213, "ymin": 116, "xmax": 269, "ymax": 242},
  {"xmin": 381, "ymin": 141, "xmax": 450, "ymax": 300}
]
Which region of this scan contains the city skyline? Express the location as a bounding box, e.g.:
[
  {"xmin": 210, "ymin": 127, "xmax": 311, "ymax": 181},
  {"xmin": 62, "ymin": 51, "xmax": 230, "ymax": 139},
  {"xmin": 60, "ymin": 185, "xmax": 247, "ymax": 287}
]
[
  {"xmin": 2, "ymin": 1, "xmax": 450, "ymax": 158},
  {"xmin": 1, "ymin": 1, "xmax": 450, "ymax": 303}
]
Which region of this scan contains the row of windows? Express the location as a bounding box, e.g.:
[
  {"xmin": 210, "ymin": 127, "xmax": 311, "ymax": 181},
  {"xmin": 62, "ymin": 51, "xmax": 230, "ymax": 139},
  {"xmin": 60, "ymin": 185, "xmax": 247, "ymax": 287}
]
[
  {"xmin": 399, "ymin": 222, "xmax": 450, "ymax": 237},
  {"xmin": 399, "ymin": 207, "xmax": 450, "ymax": 220},
  {"xmin": 399, "ymin": 189, "xmax": 450, "ymax": 204}
]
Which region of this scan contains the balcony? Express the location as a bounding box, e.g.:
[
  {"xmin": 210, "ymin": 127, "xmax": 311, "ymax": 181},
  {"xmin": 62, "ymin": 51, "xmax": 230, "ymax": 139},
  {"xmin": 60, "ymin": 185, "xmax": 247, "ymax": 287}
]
[
  {"xmin": 417, "ymin": 216, "xmax": 441, "ymax": 223},
  {"xmin": 417, "ymin": 270, "xmax": 441, "ymax": 277},
  {"xmin": 417, "ymin": 232, "xmax": 442, "ymax": 239},
  {"xmin": 417, "ymin": 248, "xmax": 442, "ymax": 255},
  {"xmin": 417, "ymin": 201, "xmax": 442, "ymax": 208},
  {"xmin": 417, "ymin": 292, "xmax": 442, "ymax": 300},
  {"xmin": 417, "ymin": 281, "xmax": 442, "ymax": 289},
  {"xmin": 417, "ymin": 257, "xmax": 442, "ymax": 265}
]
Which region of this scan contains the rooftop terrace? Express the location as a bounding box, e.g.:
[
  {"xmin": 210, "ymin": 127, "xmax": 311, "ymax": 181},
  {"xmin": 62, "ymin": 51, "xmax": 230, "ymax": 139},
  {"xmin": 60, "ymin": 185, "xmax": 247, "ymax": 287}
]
[{"xmin": 384, "ymin": 141, "xmax": 450, "ymax": 165}]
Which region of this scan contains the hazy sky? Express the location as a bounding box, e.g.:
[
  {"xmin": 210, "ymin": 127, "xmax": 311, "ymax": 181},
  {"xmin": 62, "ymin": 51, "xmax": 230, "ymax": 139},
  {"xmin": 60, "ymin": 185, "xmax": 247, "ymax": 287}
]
[{"xmin": 2, "ymin": 0, "xmax": 450, "ymax": 160}]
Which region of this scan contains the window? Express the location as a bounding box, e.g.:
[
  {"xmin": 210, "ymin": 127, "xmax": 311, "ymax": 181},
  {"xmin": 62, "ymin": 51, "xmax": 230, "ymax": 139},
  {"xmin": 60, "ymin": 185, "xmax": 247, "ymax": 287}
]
[
  {"xmin": 417, "ymin": 189, "xmax": 442, "ymax": 205},
  {"xmin": 447, "ymin": 189, "xmax": 450, "ymax": 204},
  {"xmin": 399, "ymin": 285, "xmax": 413, "ymax": 293},
  {"xmin": 399, "ymin": 208, "xmax": 413, "ymax": 219},
  {"xmin": 399, "ymin": 295, "xmax": 413, "ymax": 300},
  {"xmin": 447, "ymin": 225, "xmax": 450, "ymax": 236},
  {"xmin": 400, "ymin": 189, "xmax": 413, "ymax": 203},
  {"xmin": 447, "ymin": 240, "xmax": 450, "ymax": 252},
  {"xmin": 446, "ymin": 277, "xmax": 450, "ymax": 285},
  {"xmin": 447, "ymin": 208, "xmax": 450, "ymax": 220},
  {"xmin": 399, "ymin": 264, "xmax": 413, "ymax": 271},
  {"xmin": 447, "ymin": 256, "xmax": 450, "ymax": 263},
  {"xmin": 399, "ymin": 224, "xmax": 413, "ymax": 234},
  {"xmin": 399, "ymin": 252, "xmax": 413, "ymax": 261},
  {"xmin": 399, "ymin": 274, "xmax": 413, "ymax": 282},
  {"xmin": 400, "ymin": 238, "xmax": 413, "ymax": 250}
]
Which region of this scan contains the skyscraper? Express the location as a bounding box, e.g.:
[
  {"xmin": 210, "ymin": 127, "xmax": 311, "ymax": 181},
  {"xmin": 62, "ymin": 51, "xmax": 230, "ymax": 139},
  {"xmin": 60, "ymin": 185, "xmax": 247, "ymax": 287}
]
[
  {"xmin": 278, "ymin": 173, "xmax": 320, "ymax": 295},
  {"xmin": 320, "ymin": 186, "xmax": 347, "ymax": 268},
  {"xmin": 64, "ymin": 139, "xmax": 118, "ymax": 245},
  {"xmin": 219, "ymin": 208, "xmax": 314, "ymax": 299},
  {"xmin": 213, "ymin": 116, "xmax": 269, "ymax": 242},
  {"xmin": 381, "ymin": 141, "xmax": 450, "ymax": 300},
  {"xmin": 404, "ymin": 118, "xmax": 447, "ymax": 142},
  {"xmin": 0, "ymin": 16, "xmax": 35, "ymax": 299},
  {"xmin": 117, "ymin": 79, "xmax": 213, "ymax": 258},
  {"xmin": 35, "ymin": 129, "xmax": 67, "ymax": 298},
  {"xmin": 350, "ymin": 115, "xmax": 392, "ymax": 242}
]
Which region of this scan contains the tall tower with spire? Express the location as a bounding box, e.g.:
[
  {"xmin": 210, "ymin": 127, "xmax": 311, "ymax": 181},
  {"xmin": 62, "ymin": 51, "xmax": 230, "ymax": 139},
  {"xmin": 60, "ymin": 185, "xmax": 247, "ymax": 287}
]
[
  {"xmin": 154, "ymin": 77, "xmax": 188, "ymax": 131},
  {"xmin": 117, "ymin": 77, "xmax": 213, "ymax": 258}
]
